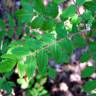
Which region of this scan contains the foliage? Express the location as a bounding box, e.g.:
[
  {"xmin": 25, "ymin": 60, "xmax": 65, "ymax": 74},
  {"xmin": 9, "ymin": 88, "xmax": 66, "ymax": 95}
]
[{"xmin": 0, "ymin": 0, "xmax": 96, "ymax": 95}]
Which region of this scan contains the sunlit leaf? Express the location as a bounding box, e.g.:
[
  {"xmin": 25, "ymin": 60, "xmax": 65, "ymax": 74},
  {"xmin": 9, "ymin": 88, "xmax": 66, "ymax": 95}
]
[
  {"xmin": 61, "ymin": 5, "xmax": 76, "ymax": 20},
  {"xmin": 83, "ymin": 80, "xmax": 96, "ymax": 92},
  {"xmin": 80, "ymin": 52, "xmax": 90, "ymax": 62},
  {"xmin": 17, "ymin": 60, "xmax": 26, "ymax": 78},
  {"xmin": 25, "ymin": 56, "xmax": 36, "ymax": 79},
  {"xmin": 48, "ymin": 66, "xmax": 57, "ymax": 79},
  {"xmin": 0, "ymin": 59, "xmax": 16, "ymax": 72},
  {"xmin": 81, "ymin": 66, "xmax": 95, "ymax": 78}
]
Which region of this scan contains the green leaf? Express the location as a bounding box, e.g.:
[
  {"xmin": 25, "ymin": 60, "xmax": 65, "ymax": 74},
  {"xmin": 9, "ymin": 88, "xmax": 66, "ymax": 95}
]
[
  {"xmin": 49, "ymin": 44, "xmax": 63, "ymax": 63},
  {"xmin": 81, "ymin": 10, "xmax": 93, "ymax": 21},
  {"xmin": 71, "ymin": 24, "xmax": 78, "ymax": 33},
  {"xmin": 0, "ymin": 19, "xmax": 6, "ymax": 40},
  {"xmin": 1, "ymin": 54, "xmax": 18, "ymax": 60},
  {"xmin": 53, "ymin": 0, "xmax": 64, "ymax": 4},
  {"xmin": 0, "ymin": 79, "xmax": 5, "ymax": 89},
  {"xmin": 93, "ymin": 52, "xmax": 96, "ymax": 62},
  {"xmin": 92, "ymin": 20, "xmax": 96, "ymax": 33},
  {"xmin": 84, "ymin": 1, "xmax": 96, "ymax": 12},
  {"xmin": 31, "ymin": 16, "xmax": 45, "ymax": 29},
  {"xmin": 2, "ymin": 81, "xmax": 15, "ymax": 94},
  {"xmin": 81, "ymin": 66, "xmax": 95, "ymax": 78},
  {"xmin": 56, "ymin": 23, "xmax": 67, "ymax": 39},
  {"xmin": 71, "ymin": 14, "xmax": 80, "ymax": 25},
  {"xmin": 0, "ymin": 19, "xmax": 6, "ymax": 30},
  {"xmin": 83, "ymin": 80, "xmax": 96, "ymax": 92},
  {"xmin": 62, "ymin": 50, "xmax": 70, "ymax": 63},
  {"xmin": 8, "ymin": 15, "xmax": 15, "ymax": 27},
  {"xmin": 72, "ymin": 34, "xmax": 86, "ymax": 48},
  {"xmin": 11, "ymin": 46, "xmax": 30, "ymax": 57},
  {"xmin": 37, "ymin": 50, "xmax": 48, "ymax": 76},
  {"xmin": 80, "ymin": 52, "xmax": 90, "ymax": 63},
  {"xmin": 0, "ymin": 59, "xmax": 16, "ymax": 72},
  {"xmin": 39, "ymin": 89, "xmax": 47, "ymax": 96},
  {"xmin": 21, "ymin": 1, "xmax": 33, "ymax": 12},
  {"xmin": 48, "ymin": 66, "xmax": 57, "ymax": 79},
  {"xmin": 61, "ymin": 5, "xmax": 76, "ymax": 20},
  {"xmin": 32, "ymin": 0, "xmax": 45, "ymax": 13},
  {"xmin": 24, "ymin": 38, "xmax": 42, "ymax": 51},
  {"xmin": 76, "ymin": 0, "xmax": 86, "ymax": 6},
  {"xmin": 60, "ymin": 38, "xmax": 73, "ymax": 55},
  {"xmin": 25, "ymin": 56, "xmax": 36, "ymax": 79},
  {"xmin": 44, "ymin": 3, "xmax": 58, "ymax": 18},
  {"xmin": 15, "ymin": 9, "xmax": 33, "ymax": 23},
  {"xmin": 42, "ymin": 19, "xmax": 55, "ymax": 31},
  {"xmin": 17, "ymin": 60, "xmax": 26, "ymax": 78},
  {"xmin": 16, "ymin": 22, "xmax": 23, "ymax": 37},
  {"xmin": 89, "ymin": 42, "xmax": 96, "ymax": 53},
  {"xmin": 7, "ymin": 15, "xmax": 15, "ymax": 38},
  {"xmin": 80, "ymin": 10, "xmax": 93, "ymax": 27},
  {"xmin": 8, "ymin": 28, "xmax": 14, "ymax": 38},
  {"xmin": 90, "ymin": 94, "xmax": 96, "ymax": 96},
  {"xmin": 40, "ymin": 34, "xmax": 55, "ymax": 46},
  {"xmin": 8, "ymin": 40, "xmax": 23, "ymax": 48}
]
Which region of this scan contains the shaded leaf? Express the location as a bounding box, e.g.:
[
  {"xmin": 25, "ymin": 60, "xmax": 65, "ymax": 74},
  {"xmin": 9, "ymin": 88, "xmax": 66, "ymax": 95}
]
[
  {"xmin": 49, "ymin": 44, "xmax": 63, "ymax": 63},
  {"xmin": 11, "ymin": 46, "xmax": 30, "ymax": 57},
  {"xmin": 60, "ymin": 38, "xmax": 73, "ymax": 55},
  {"xmin": 15, "ymin": 9, "xmax": 33, "ymax": 23},
  {"xmin": 42, "ymin": 19, "xmax": 55, "ymax": 31},
  {"xmin": 84, "ymin": 1, "xmax": 96, "ymax": 12},
  {"xmin": 48, "ymin": 66, "xmax": 57, "ymax": 79},
  {"xmin": 2, "ymin": 81, "xmax": 15, "ymax": 94},
  {"xmin": 56, "ymin": 23, "xmax": 67, "ymax": 39},
  {"xmin": 31, "ymin": 16, "xmax": 45, "ymax": 29},
  {"xmin": 44, "ymin": 3, "xmax": 58, "ymax": 18},
  {"xmin": 72, "ymin": 34, "xmax": 86, "ymax": 48},
  {"xmin": 76, "ymin": 0, "xmax": 86, "ymax": 6},
  {"xmin": 37, "ymin": 50, "xmax": 48, "ymax": 76}
]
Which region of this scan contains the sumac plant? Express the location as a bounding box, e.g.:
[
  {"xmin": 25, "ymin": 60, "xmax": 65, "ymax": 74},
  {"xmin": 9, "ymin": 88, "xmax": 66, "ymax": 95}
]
[{"xmin": 0, "ymin": 0, "xmax": 96, "ymax": 95}]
